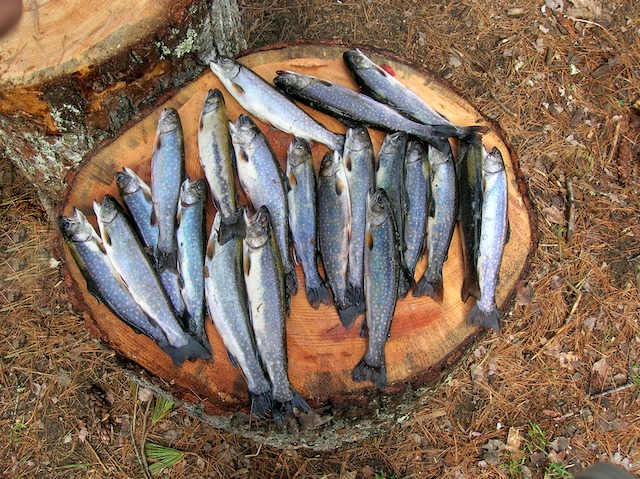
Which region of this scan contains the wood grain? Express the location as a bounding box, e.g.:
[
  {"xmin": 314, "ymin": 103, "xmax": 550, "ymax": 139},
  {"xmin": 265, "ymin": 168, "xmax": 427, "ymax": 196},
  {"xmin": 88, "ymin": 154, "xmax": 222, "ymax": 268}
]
[{"xmin": 61, "ymin": 44, "xmax": 535, "ymax": 417}]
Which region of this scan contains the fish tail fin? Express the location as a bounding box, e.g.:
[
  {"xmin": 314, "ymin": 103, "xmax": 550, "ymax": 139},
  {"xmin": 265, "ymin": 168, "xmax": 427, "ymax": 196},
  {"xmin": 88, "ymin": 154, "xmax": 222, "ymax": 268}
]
[
  {"xmin": 461, "ymin": 276, "xmax": 481, "ymax": 303},
  {"xmin": 218, "ymin": 209, "xmax": 246, "ymax": 245},
  {"xmin": 412, "ymin": 276, "xmax": 443, "ymax": 303},
  {"xmin": 345, "ymin": 284, "xmax": 366, "ymax": 313},
  {"xmin": 249, "ymin": 390, "xmax": 273, "ymax": 419},
  {"xmin": 285, "ymin": 267, "xmax": 299, "ymax": 299},
  {"xmin": 466, "ymin": 304, "xmax": 502, "ymax": 332},
  {"xmin": 155, "ymin": 250, "xmax": 178, "ymax": 273},
  {"xmin": 305, "ymin": 281, "xmax": 332, "ymax": 309},
  {"xmin": 164, "ymin": 335, "xmax": 212, "ymax": 366},
  {"xmin": 337, "ymin": 302, "xmax": 361, "ymax": 329},
  {"xmin": 352, "ymin": 357, "xmax": 387, "ymax": 391},
  {"xmin": 272, "ymin": 387, "xmax": 311, "ymax": 427},
  {"xmin": 194, "ymin": 329, "xmax": 213, "ymax": 355},
  {"xmin": 455, "ymin": 125, "xmax": 489, "ymax": 144}
]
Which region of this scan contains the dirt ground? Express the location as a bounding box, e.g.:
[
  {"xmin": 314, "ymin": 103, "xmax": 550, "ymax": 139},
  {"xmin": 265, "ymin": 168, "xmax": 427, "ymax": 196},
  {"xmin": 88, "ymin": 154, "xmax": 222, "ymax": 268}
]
[{"xmin": 2, "ymin": 0, "xmax": 640, "ymax": 478}]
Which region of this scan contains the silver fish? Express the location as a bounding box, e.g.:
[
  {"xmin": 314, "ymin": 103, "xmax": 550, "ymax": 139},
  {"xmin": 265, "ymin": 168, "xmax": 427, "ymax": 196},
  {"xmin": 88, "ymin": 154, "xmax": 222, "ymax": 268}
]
[
  {"xmin": 116, "ymin": 167, "xmax": 185, "ymax": 318},
  {"xmin": 413, "ymin": 142, "xmax": 457, "ymax": 302},
  {"xmin": 150, "ymin": 108, "xmax": 184, "ymax": 271},
  {"xmin": 230, "ymin": 114, "xmax": 298, "ymax": 303},
  {"xmin": 317, "ymin": 150, "xmax": 360, "ymax": 328},
  {"xmin": 209, "ymin": 55, "xmax": 344, "ymax": 151},
  {"xmin": 243, "ymin": 206, "xmax": 310, "ymax": 425},
  {"xmin": 176, "ymin": 178, "xmax": 210, "ymax": 352},
  {"xmin": 274, "ymin": 70, "xmax": 454, "ymax": 151},
  {"xmin": 205, "ymin": 212, "xmax": 272, "ymax": 417},
  {"xmin": 352, "ymin": 189, "xmax": 400, "ymax": 391},
  {"xmin": 343, "ymin": 48, "xmax": 487, "ymax": 141},
  {"xmin": 343, "ymin": 127, "xmax": 375, "ymax": 317},
  {"xmin": 93, "ymin": 195, "xmax": 210, "ymax": 362},
  {"xmin": 375, "ymin": 131, "xmax": 412, "ymax": 297},
  {"xmin": 466, "ymin": 147, "xmax": 509, "ymax": 332},
  {"xmin": 402, "ymin": 140, "xmax": 430, "ymax": 285},
  {"xmin": 197, "ymin": 89, "xmax": 244, "ymax": 243},
  {"xmin": 286, "ymin": 137, "xmax": 331, "ymax": 309}
]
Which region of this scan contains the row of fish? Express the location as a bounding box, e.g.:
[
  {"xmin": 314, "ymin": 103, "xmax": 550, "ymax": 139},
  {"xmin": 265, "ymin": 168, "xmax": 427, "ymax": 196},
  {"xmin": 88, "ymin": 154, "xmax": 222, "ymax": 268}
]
[
  {"xmin": 60, "ymin": 46, "xmax": 509, "ymax": 423},
  {"xmin": 208, "ymin": 48, "xmax": 510, "ymax": 388}
]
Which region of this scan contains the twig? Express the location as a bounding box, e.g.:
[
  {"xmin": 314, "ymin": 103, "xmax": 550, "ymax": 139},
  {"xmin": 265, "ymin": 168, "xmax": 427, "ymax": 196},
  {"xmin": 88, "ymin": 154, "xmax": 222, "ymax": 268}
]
[
  {"xmin": 490, "ymin": 90, "xmax": 517, "ymax": 117},
  {"xmin": 590, "ymin": 381, "xmax": 636, "ymax": 400},
  {"xmin": 566, "ymin": 178, "xmax": 575, "ymax": 245},
  {"xmin": 130, "ymin": 386, "xmax": 153, "ymax": 479},
  {"xmin": 139, "ymin": 399, "xmax": 153, "ymax": 479}
]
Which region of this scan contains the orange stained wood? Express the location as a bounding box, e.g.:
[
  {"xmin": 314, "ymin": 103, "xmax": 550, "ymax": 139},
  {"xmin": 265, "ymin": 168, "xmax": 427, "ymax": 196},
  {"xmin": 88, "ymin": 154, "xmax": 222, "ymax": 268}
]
[{"xmin": 61, "ymin": 44, "xmax": 535, "ymax": 415}]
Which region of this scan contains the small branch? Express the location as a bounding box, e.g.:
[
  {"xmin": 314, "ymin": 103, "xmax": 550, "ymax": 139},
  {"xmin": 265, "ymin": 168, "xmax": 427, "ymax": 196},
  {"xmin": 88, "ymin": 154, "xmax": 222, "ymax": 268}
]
[
  {"xmin": 590, "ymin": 382, "xmax": 636, "ymax": 400},
  {"xmin": 490, "ymin": 90, "xmax": 517, "ymax": 117},
  {"xmin": 566, "ymin": 178, "xmax": 575, "ymax": 245}
]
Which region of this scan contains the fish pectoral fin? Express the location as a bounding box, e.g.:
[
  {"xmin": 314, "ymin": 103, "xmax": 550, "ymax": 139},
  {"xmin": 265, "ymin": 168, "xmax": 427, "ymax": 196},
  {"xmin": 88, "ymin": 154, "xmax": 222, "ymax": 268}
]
[
  {"xmin": 365, "ymin": 229, "xmax": 373, "ymax": 250},
  {"xmin": 85, "ymin": 278, "xmax": 104, "ymax": 304},
  {"xmin": 287, "ymin": 171, "xmax": 297, "ymax": 189},
  {"xmin": 428, "ymin": 197, "xmax": 436, "ymax": 218},
  {"xmin": 243, "ymin": 252, "xmax": 251, "ymax": 276},
  {"xmin": 231, "ymin": 83, "xmax": 245, "ymax": 96},
  {"xmin": 336, "ymin": 178, "xmax": 346, "ymax": 196}
]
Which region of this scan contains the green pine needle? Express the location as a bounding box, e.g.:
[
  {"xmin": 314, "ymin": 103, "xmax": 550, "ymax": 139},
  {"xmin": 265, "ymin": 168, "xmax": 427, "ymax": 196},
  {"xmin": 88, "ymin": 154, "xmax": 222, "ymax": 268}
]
[
  {"xmin": 144, "ymin": 442, "xmax": 184, "ymax": 476},
  {"xmin": 150, "ymin": 395, "xmax": 174, "ymax": 425}
]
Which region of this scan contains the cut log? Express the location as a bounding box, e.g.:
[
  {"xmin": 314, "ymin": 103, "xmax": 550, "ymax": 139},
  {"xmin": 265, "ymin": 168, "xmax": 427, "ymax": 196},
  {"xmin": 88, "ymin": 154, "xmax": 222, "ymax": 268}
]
[
  {"xmin": 0, "ymin": 0, "xmax": 245, "ymax": 210},
  {"xmin": 58, "ymin": 43, "xmax": 537, "ymax": 449}
]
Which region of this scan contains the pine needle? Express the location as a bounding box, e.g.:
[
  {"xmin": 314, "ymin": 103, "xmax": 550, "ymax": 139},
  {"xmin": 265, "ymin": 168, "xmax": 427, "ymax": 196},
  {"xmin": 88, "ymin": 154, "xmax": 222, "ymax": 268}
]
[
  {"xmin": 150, "ymin": 395, "xmax": 174, "ymax": 425},
  {"xmin": 144, "ymin": 442, "xmax": 185, "ymax": 476}
]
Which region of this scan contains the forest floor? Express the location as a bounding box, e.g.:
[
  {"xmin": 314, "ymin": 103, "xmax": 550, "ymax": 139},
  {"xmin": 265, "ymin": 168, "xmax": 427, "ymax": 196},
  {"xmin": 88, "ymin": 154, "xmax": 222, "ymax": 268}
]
[{"xmin": 1, "ymin": 0, "xmax": 640, "ymax": 478}]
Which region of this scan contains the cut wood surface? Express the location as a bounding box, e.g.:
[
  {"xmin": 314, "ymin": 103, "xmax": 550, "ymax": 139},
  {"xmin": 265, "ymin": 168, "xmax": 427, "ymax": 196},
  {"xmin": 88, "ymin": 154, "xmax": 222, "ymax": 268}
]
[
  {"xmin": 0, "ymin": 0, "xmax": 245, "ymax": 204},
  {"xmin": 60, "ymin": 43, "xmax": 536, "ymax": 447}
]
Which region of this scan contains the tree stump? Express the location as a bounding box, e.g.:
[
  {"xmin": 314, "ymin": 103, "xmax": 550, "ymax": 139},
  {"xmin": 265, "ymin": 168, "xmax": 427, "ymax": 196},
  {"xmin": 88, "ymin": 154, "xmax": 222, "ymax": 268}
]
[
  {"xmin": 0, "ymin": 0, "xmax": 245, "ymax": 211},
  {"xmin": 59, "ymin": 42, "xmax": 537, "ymax": 449}
]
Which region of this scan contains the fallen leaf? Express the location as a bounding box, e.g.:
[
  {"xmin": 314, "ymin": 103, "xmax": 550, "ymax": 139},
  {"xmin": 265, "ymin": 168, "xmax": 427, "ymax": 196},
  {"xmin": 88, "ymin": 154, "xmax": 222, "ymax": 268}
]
[
  {"xmin": 542, "ymin": 205, "xmax": 566, "ymax": 225},
  {"xmin": 592, "ymin": 357, "xmax": 610, "ymax": 377}
]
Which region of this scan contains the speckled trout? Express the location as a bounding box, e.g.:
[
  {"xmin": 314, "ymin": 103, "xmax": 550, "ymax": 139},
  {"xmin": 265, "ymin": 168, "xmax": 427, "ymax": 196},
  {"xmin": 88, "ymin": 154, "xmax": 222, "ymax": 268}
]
[
  {"xmin": 242, "ymin": 206, "xmax": 310, "ymax": 425},
  {"xmin": 197, "ymin": 89, "xmax": 244, "ymax": 243},
  {"xmin": 150, "ymin": 108, "xmax": 184, "ymax": 272},
  {"xmin": 317, "ymin": 150, "xmax": 359, "ymax": 328},
  {"xmin": 413, "ymin": 142, "xmax": 457, "ymax": 302},
  {"xmin": 286, "ymin": 137, "xmax": 331, "ymax": 309},
  {"xmin": 352, "ymin": 189, "xmax": 400, "ymax": 391},
  {"xmin": 230, "ymin": 114, "xmax": 298, "ymax": 303},
  {"xmin": 209, "ymin": 55, "xmax": 344, "ymax": 151},
  {"xmin": 343, "ymin": 48, "xmax": 487, "ymax": 142},
  {"xmin": 274, "ymin": 70, "xmax": 454, "ymax": 151},
  {"xmin": 176, "ymin": 178, "xmax": 210, "ymax": 352},
  {"xmin": 466, "ymin": 147, "xmax": 509, "ymax": 332}
]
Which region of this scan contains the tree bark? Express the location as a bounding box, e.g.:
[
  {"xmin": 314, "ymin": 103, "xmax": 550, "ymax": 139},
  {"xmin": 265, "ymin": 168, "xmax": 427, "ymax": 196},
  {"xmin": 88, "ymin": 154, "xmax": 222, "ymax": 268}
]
[{"xmin": 0, "ymin": 0, "xmax": 246, "ymax": 213}]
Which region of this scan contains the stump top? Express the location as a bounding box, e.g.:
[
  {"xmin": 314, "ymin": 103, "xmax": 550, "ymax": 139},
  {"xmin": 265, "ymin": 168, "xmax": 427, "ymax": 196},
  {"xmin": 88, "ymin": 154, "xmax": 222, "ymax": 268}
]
[
  {"xmin": 0, "ymin": 0, "xmax": 193, "ymax": 87},
  {"xmin": 60, "ymin": 43, "xmax": 536, "ymax": 448}
]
